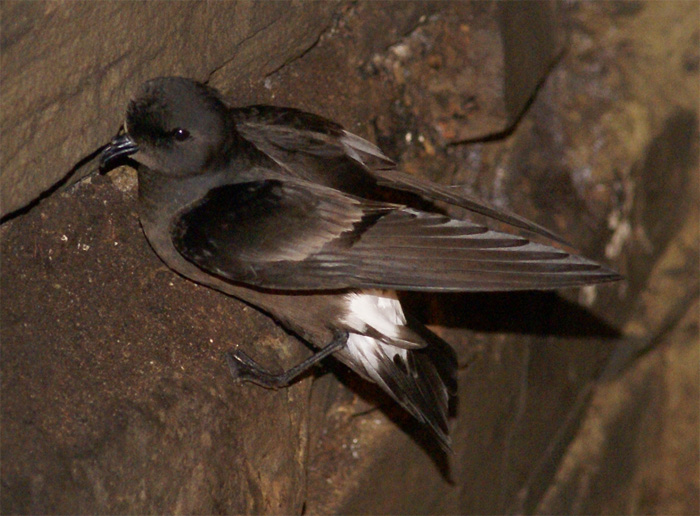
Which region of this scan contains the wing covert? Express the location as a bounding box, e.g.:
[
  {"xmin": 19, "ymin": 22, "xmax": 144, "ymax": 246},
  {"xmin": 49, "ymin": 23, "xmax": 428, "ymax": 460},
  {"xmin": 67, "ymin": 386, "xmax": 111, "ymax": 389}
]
[
  {"xmin": 171, "ymin": 180, "xmax": 619, "ymax": 291},
  {"xmin": 171, "ymin": 179, "xmax": 389, "ymax": 285}
]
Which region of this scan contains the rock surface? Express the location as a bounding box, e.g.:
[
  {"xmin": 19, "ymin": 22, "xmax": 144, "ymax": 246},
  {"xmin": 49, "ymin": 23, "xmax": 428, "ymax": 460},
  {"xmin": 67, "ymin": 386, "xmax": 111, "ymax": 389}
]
[
  {"xmin": 1, "ymin": 0, "xmax": 341, "ymax": 217},
  {"xmin": 1, "ymin": 1, "xmax": 698, "ymax": 514}
]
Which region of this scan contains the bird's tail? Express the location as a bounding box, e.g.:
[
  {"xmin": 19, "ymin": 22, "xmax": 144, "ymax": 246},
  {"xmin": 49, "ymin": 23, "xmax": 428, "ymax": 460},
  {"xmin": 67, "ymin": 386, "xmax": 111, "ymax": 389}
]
[{"xmin": 342, "ymin": 313, "xmax": 458, "ymax": 450}]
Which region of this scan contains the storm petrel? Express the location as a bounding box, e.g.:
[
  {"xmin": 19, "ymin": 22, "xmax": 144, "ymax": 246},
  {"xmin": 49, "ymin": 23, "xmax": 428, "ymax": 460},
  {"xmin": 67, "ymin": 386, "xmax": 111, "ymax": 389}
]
[{"xmin": 100, "ymin": 76, "xmax": 620, "ymax": 449}]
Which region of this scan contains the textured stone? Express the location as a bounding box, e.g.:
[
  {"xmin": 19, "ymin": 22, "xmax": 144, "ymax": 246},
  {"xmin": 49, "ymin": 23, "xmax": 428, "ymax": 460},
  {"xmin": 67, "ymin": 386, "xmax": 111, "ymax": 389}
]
[
  {"xmin": 0, "ymin": 0, "xmax": 342, "ymax": 218},
  {"xmin": 0, "ymin": 174, "xmax": 313, "ymax": 514},
  {"xmin": 538, "ymin": 164, "xmax": 699, "ymax": 515},
  {"xmin": 0, "ymin": 0, "xmax": 560, "ymax": 219},
  {"xmin": 1, "ymin": 0, "xmax": 697, "ymax": 514}
]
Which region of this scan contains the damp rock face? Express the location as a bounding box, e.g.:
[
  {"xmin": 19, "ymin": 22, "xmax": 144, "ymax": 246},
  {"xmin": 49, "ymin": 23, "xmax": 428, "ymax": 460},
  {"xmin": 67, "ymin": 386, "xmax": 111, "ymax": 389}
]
[{"xmin": 1, "ymin": 1, "xmax": 698, "ymax": 514}]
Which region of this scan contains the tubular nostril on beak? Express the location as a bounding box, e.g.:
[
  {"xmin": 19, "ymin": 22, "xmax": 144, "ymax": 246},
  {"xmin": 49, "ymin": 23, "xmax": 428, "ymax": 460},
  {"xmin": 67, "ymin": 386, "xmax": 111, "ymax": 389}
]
[{"xmin": 99, "ymin": 130, "xmax": 138, "ymax": 172}]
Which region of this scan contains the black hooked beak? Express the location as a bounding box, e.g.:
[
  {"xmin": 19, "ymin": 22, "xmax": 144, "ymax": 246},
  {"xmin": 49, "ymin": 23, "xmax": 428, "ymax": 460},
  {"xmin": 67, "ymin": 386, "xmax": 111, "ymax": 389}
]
[{"xmin": 99, "ymin": 128, "xmax": 138, "ymax": 172}]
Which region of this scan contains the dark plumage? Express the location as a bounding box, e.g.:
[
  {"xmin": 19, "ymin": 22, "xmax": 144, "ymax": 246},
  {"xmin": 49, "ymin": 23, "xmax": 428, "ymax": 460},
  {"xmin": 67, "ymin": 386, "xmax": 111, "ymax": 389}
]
[{"xmin": 100, "ymin": 76, "xmax": 620, "ymax": 450}]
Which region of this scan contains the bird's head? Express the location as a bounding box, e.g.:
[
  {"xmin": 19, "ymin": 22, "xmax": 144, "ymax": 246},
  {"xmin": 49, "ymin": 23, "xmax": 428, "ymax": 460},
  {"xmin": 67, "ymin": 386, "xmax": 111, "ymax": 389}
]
[{"xmin": 100, "ymin": 77, "xmax": 230, "ymax": 176}]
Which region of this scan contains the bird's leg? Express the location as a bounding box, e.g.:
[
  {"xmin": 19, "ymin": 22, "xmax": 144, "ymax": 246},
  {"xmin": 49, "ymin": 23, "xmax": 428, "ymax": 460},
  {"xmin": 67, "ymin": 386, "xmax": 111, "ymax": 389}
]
[{"xmin": 226, "ymin": 331, "xmax": 348, "ymax": 389}]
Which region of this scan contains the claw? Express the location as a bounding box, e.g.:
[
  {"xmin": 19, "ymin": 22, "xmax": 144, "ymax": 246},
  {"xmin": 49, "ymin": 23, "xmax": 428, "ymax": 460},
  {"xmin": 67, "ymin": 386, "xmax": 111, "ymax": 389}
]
[{"xmin": 223, "ymin": 331, "xmax": 347, "ymax": 388}]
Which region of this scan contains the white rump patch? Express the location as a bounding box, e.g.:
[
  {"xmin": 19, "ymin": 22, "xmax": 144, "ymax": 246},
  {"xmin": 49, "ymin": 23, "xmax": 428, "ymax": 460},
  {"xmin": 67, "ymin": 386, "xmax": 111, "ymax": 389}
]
[
  {"xmin": 340, "ymin": 290, "xmax": 408, "ymax": 373},
  {"xmin": 341, "ymin": 290, "xmax": 406, "ymax": 339}
]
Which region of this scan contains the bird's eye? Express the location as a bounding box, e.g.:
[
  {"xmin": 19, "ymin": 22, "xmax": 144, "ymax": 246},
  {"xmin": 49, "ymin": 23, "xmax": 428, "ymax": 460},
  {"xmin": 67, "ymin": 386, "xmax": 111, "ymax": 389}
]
[{"xmin": 171, "ymin": 128, "xmax": 190, "ymax": 141}]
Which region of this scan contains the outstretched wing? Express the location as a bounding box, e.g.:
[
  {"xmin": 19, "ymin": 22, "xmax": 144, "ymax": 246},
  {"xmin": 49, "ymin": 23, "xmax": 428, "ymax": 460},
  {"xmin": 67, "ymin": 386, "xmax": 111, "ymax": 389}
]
[
  {"xmin": 232, "ymin": 105, "xmax": 569, "ymax": 244},
  {"xmin": 171, "ymin": 179, "xmax": 620, "ymax": 292}
]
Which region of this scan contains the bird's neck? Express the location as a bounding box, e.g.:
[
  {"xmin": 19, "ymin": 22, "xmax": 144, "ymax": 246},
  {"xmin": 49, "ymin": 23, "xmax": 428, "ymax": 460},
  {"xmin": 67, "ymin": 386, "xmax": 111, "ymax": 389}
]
[{"xmin": 137, "ymin": 167, "xmax": 229, "ymax": 231}]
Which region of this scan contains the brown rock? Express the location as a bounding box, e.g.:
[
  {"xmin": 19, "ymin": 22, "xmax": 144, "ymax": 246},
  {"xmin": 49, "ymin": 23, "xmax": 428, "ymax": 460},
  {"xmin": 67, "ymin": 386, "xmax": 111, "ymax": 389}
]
[
  {"xmin": 1, "ymin": 1, "xmax": 697, "ymax": 514},
  {"xmin": 1, "ymin": 0, "xmax": 343, "ymax": 218}
]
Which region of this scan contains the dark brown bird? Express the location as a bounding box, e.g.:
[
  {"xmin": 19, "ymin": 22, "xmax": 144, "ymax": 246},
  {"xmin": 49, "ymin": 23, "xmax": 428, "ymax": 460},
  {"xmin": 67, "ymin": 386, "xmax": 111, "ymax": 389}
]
[{"xmin": 100, "ymin": 76, "xmax": 620, "ymax": 450}]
